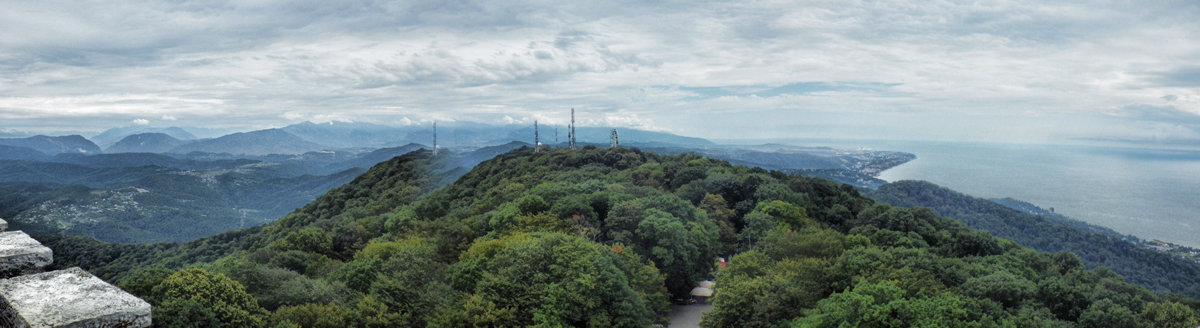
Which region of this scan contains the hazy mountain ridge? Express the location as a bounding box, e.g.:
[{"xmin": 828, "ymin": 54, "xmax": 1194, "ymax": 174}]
[
  {"xmin": 277, "ymin": 121, "xmax": 715, "ymax": 150},
  {"xmin": 106, "ymin": 133, "xmax": 188, "ymax": 153},
  {"xmin": 0, "ymin": 144, "xmax": 49, "ymax": 161},
  {"xmin": 0, "ymin": 141, "xmax": 533, "ymax": 243},
  {"xmin": 0, "ymin": 135, "xmax": 101, "ymax": 155},
  {"xmin": 643, "ymin": 143, "xmax": 915, "ymax": 188},
  {"xmin": 91, "ymin": 126, "xmax": 197, "ymax": 148},
  {"xmin": 0, "ymin": 122, "xmax": 918, "ymax": 243},
  {"xmin": 168, "ymin": 129, "xmax": 327, "ymax": 156}
]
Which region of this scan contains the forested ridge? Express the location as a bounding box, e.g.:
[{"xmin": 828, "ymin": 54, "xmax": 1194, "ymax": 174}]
[
  {"xmin": 41, "ymin": 146, "xmax": 1200, "ymax": 327},
  {"xmin": 868, "ymin": 180, "xmax": 1200, "ymax": 298}
]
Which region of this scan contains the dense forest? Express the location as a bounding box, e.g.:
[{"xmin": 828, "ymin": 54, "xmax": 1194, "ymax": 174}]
[
  {"xmin": 42, "ymin": 147, "xmax": 1200, "ymax": 327},
  {"xmin": 868, "ymin": 181, "xmax": 1200, "ymax": 298}
]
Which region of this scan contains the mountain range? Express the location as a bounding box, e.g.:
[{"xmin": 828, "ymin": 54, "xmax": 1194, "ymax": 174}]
[
  {"xmin": 0, "ymin": 121, "xmax": 917, "ymax": 243},
  {"xmin": 90, "ymin": 126, "xmax": 197, "ymax": 149},
  {"xmin": 0, "ymin": 135, "xmax": 101, "ymax": 155},
  {"xmin": 35, "ymin": 146, "xmax": 1200, "ymax": 327},
  {"xmin": 105, "ymin": 133, "xmax": 188, "ymax": 153}
]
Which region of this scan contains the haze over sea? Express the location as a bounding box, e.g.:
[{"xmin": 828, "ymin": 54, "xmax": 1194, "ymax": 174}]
[
  {"xmin": 765, "ymin": 139, "xmax": 1200, "ymax": 249},
  {"xmin": 869, "ymin": 141, "xmax": 1200, "ymax": 248}
]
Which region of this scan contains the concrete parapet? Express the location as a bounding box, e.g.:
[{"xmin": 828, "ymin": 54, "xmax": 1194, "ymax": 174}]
[
  {"xmin": 0, "ymin": 231, "xmax": 52, "ymax": 279},
  {"xmin": 0, "ymin": 267, "xmax": 151, "ymax": 328}
]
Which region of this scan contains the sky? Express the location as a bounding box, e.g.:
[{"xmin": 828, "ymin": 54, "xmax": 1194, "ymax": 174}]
[{"xmin": 2, "ymin": 0, "xmax": 1199, "ymax": 144}]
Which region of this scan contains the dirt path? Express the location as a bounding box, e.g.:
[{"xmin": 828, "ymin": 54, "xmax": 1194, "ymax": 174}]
[{"xmin": 667, "ymin": 304, "xmax": 713, "ymax": 328}]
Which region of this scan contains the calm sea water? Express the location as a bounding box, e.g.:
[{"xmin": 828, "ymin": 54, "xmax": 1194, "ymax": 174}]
[{"xmin": 804, "ymin": 140, "xmax": 1200, "ymax": 248}]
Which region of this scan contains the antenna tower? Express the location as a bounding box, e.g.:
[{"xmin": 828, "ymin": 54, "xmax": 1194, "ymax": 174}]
[
  {"xmin": 610, "ymin": 129, "xmax": 619, "ymax": 148},
  {"xmin": 534, "ymin": 120, "xmax": 540, "ymax": 153},
  {"xmin": 432, "ymin": 121, "xmax": 438, "ymax": 156},
  {"xmin": 569, "ymin": 108, "xmax": 577, "ymax": 149}
]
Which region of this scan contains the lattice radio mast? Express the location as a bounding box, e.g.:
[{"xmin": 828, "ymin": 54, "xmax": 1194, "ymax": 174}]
[
  {"xmin": 610, "ymin": 129, "xmax": 619, "ymax": 148},
  {"xmin": 534, "ymin": 120, "xmax": 540, "ymax": 153},
  {"xmin": 569, "ymin": 108, "xmax": 577, "ymax": 149},
  {"xmin": 432, "ymin": 121, "xmax": 438, "ymax": 156}
]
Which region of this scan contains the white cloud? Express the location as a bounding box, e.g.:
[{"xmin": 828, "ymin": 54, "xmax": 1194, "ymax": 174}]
[
  {"xmin": 132, "ymin": 118, "xmax": 149, "ymax": 125},
  {"xmin": 1, "ymin": 0, "xmax": 1199, "ymax": 143}
]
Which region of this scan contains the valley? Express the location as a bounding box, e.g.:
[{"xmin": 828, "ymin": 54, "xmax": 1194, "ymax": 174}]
[{"xmin": 0, "ymin": 123, "xmax": 913, "ymax": 243}]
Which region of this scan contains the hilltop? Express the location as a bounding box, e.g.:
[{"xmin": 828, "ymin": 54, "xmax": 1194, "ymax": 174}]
[
  {"xmin": 39, "ymin": 146, "xmax": 1200, "ymax": 327},
  {"xmin": 106, "ymin": 133, "xmax": 188, "ymax": 153}
]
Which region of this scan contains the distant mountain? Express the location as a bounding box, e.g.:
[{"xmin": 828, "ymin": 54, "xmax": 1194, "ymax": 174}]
[
  {"xmin": 0, "ymin": 135, "xmax": 101, "ymax": 155},
  {"xmin": 0, "ymin": 130, "xmax": 27, "ymax": 138},
  {"xmin": 278, "ymin": 120, "xmax": 717, "ymax": 149},
  {"xmin": 0, "ymin": 145, "xmax": 48, "ymax": 161},
  {"xmin": 91, "ymin": 126, "xmax": 197, "ymax": 148},
  {"xmin": 0, "ymin": 138, "xmax": 528, "ymax": 243},
  {"xmin": 169, "ymin": 129, "xmax": 326, "ymax": 155},
  {"xmin": 329, "ymin": 143, "xmax": 429, "ymax": 171},
  {"xmin": 281, "ymin": 121, "xmax": 409, "ymax": 148},
  {"xmin": 577, "ymin": 127, "xmax": 714, "ymax": 147},
  {"xmin": 451, "ymin": 141, "xmax": 530, "ymax": 168},
  {"xmin": 639, "ymin": 143, "xmax": 914, "ymax": 188},
  {"xmin": 106, "ymin": 133, "xmax": 188, "ymax": 153}
]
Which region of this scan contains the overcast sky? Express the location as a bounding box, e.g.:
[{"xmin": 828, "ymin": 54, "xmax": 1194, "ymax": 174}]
[{"xmin": 2, "ymin": 0, "xmax": 1199, "ymax": 144}]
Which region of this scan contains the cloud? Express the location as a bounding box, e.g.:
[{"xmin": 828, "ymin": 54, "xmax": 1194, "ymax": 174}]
[
  {"xmin": 1108, "ymin": 105, "xmax": 1200, "ymax": 124},
  {"xmin": 2, "ymin": 0, "xmax": 1200, "ymax": 143},
  {"xmin": 1148, "ymin": 66, "xmax": 1200, "ymax": 87},
  {"xmin": 132, "ymin": 118, "xmax": 149, "ymax": 125}
]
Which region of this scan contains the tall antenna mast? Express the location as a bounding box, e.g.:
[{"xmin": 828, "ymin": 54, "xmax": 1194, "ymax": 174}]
[
  {"xmin": 610, "ymin": 129, "xmax": 619, "ymax": 148},
  {"xmin": 534, "ymin": 120, "xmax": 540, "ymax": 153},
  {"xmin": 569, "ymin": 108, "xmax": 577, "ymax": 150},
  {"xmin": 432, "ymin": 121, "xmax": 438, "ymax": 156}
]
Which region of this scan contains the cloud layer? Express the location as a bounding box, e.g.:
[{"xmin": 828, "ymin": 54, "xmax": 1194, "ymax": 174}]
[{"xmin": 2, "ymin": 0, "xmax": 1199, "ymax": 143}]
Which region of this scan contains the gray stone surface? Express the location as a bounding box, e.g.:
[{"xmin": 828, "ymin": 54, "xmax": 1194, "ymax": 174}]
[
  {"xmin": 0, "ymin": 231, "xmax": 52, "ymax": 278},
  {"xmin": 0, "ymin": 218, "xmax": 7, "ymax": 231},
  {"xmin": 0, "ymin": 267, "xmax": 151, "ymax": 328}
]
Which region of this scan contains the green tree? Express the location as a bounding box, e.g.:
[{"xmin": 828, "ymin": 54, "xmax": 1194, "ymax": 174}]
[
  {"xmin": 271, "ymin": 303, "xmax": 356, "ymax": 328},
  {"xmin": 270, "ymin": 227, "xmax": 333, "ymax": 255},
  {"xmin": 635, "ymin": 208, "xmax": 719, "ymax": 298},
  {"xmin": 1038, "ymin": 272, "xmax": 1095, "ymax": 321},
  {"xmin": 1078, "ymin": 299, "xmax": 1143, "ymax": 328},
  {"xmin": 154, "ymin": 298, "xmax": 221, "ymax": 328},
  {"xmin": 757, "ymin": 200, "xmax": 812, "ymax": 230},
  {"xmin": 790, "ymin": 281, "xmax": 991, "ymax": 328},
  {"xmin": 699, "ymin": 193, "xmax": 739, "ymax": 254},
  {"xmin": 155, "ymin": 268, "xmax": 267, "ymax": 328},
  {"xmin": 427, "ymin": 294, "xmax": 518, "ymax": 328},
  {"xmin": 961, "ymin": 270, "xmax": 1035, "ymax": 308},
  {"xmin": 458, "ymin": 232, "xmax": 664, "ymax": 327},
  {"xmin": 1140, "ymin": 301, "xmax": 1199, "ymax": 328}
]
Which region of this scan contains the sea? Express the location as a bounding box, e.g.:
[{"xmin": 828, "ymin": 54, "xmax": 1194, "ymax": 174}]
[{"xmin": 785, "ymin": 139, "xmax": 1200, "ymax": 249}]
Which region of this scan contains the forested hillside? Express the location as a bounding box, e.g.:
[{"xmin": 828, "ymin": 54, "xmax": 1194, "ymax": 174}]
[
  {"xmin": 41, "ymin": 147, "xmax": 1200, "ymax": 327},
  {"xmin": 868, "ymin": 180, "xmax": 1200, "ymax": 298}
]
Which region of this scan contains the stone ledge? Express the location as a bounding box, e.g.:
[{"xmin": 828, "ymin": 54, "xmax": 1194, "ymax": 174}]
[
  {"xmin": 0, "ymin": 267, "xmax": 151, "ymax": 328},
  {"xmin": 0, "ymin": 231, "xmax": 52, "ymax": 279},
  {"xmin": 0, "ymin": 218, "xmax": 7, "ymax": 232}
]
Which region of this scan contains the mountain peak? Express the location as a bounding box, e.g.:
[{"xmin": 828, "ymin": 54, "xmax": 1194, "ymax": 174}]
[
  {"xmin": 168, "ymin": 128, "xmax": 325, "ymax": 155},
  {"xmin": 106, "ymin": 133, "xmax": 186, "ymax": 153}
]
